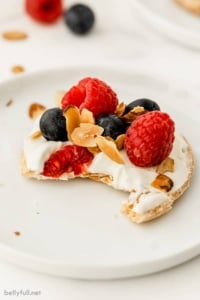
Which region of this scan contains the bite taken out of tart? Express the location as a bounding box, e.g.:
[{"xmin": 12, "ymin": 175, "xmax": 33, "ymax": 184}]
[{"xmin": 21, "ymin": 77, "xmax": 195, "ymax": 224}]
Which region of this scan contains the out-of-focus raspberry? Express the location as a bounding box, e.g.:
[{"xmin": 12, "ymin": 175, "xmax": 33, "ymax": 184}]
[
  {"xmin": 124, "ymin": 111, "xmax": 175, "ymax": 167},
  {"xmin": 25, "ymin": 0, "xmax": 63, "ymax": 23}
]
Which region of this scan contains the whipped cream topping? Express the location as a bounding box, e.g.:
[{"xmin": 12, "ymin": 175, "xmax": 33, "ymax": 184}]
[{"xmin": 23, "ymin": 117, "xmax": 191, "ymax": 214}]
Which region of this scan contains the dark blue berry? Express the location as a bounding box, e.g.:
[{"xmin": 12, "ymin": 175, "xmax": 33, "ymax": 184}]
[
  {"xmin": 96, "ymin": 114, "xmax": 127, "ymax": 140},
  {"xmin": 63, "ymin": 4, "xmax": 95, "ymax": 35},
  {"xmin": 40, "ymin": 108, "xmax": 68, "ymax": 141},
  {"xmin": 125, "ymin": 98, "xmax": 160, "ymax": 114}
]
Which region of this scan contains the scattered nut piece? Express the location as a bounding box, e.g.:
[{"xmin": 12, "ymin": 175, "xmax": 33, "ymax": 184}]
[
  {"xmin": 71, "ymin": 123, "xmax": 103, "ymax": 147},
  {"xmin": 151, "ymin": 174, "xmax": 173, "ymax": 192},
  {"xmin": 156, "ymin": 157, "xmax": 174, "ymax": 174},
  {"xmin": 55, "ymin": 90, "xmax": 65, "ymax": 107},
  {"xmin": 2, "ymin": 31, "xmax": 28, "ymax": 40},
  {"xmin": 95, "ymin": 135, "xmax": 124, "ymax": 164},
  {"xmin": 115, "ymin": 134, "xmax": 125, "ymax": 150},
  {"xmin": 11, "ymin": 65, "xmax": 25, "ymax": 74},
  {"xmin": 80, "ymin": 108, "xmax": 95, "ymax": 124},
  {"xmin": 64, "ymin": 105, "xmax": 81, "ymax": 140},
  {"xmin": 14, "ymin": 231, "xmax": 21, "ymax": 236},
  {"xmin": 6, "ymin": 99, "xmax": 13, "ymax": 107},
  {"xmin": 115, "ymin": 102, "xmax": 126, "ymax": 117},
  {"xmin": 30, "ymin": 131, "xmax": 42, "ymax": 139},
  {"xmin": 28, "ymin": 103, "xmax": 46, "ymax": 120},
  {"xmin": 122, "ymin": 106, "xmax": 146, "ymax": 123}
]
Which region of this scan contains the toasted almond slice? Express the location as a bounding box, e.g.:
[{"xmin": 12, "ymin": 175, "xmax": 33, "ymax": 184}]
[
  {"xmin": 156, "ymin": 157, "xmax": 174, "ymax": 174},
  {"xmin": 71, "ymin": 123, "xmax": 103, "ymax": 147},
  {"xmin": 115, "ymin": 102, "xmax": 126, "ymax": 117},
  {"xmin": 95, "ymin": 135, "xmax": 124, "ymax": 164},
  {"xmin": 122, "ymin": 106, "xmax": 146, "ymax": 123},
  {"xmin": 80, "ymin": 108, "xmax": 95, "ymax": 124},
  {"xmin": 28, "ymin": 103, "xmax": 46, "ymax": 120},
  {"xmin": 6, "ymin": 99, "xmax": 13, "ymax": 107},
  {"xmin": 63, "ymin": 106, "xmax": 81, "ymax": 140},
  {"xmin": 55, "ymin": 90, "xmax": 65, "ymax": 107},
  {"xmin": 30, "ymin": 131, "xmax": 42, "ymax": 139},
  {"xmin": 11, "ymin": 65, "xmax": 25, "ymax": 74},
  {"xmin": 87, "ymin": 146, "xmax": 101, "ymax": 155},
  {"xmin": 151, "ymin": 174, "xmax": 174, "ymax": 192},
  {"xmin": 115, "ymin": 134, "xmax": 125, "ymax": 150},
  {"xmin": 2, "ymin": 31, "xmax": 28, "ymax": 40}
]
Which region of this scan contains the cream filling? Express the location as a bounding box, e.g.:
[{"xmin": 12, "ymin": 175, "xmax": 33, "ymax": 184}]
[{"xmin": 23, "ymin": 118, "xmax": 190, "ymax": 214}]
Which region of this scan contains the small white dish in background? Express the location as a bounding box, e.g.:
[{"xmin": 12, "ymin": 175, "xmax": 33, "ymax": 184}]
[
  {"xmin": 130, "ymin": 0, "xmax": 200, "ymax": 49},
  {"xmin": 0, "ymin": 65, "xmax": 199, "ymax": 279}
]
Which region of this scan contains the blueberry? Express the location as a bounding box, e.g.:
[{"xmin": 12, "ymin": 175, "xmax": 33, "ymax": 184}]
[
  {"xmin": 63, "ymin": 4, "xmax": 95, "ymax": 35},
  {"xmin": 125, "ymin": 98, "xmax": 160, "ymax": 114},
  {"xmin": 96, "ymin": 114, "xmax": 127, "ymax": 140},
  {"xmin": 40, "ymin": 108, "xmax": 68, "ymax": 141}
]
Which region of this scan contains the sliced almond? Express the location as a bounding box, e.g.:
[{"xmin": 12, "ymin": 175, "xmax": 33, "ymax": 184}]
[
  {"xmin": 2, "ymin": 31, "xmax": 28, "ymax": 40},
  {"xmin": 151, "ymin": 174, "xmax": 174, "ymax": 192},
  {"xmin": 156, "ymin": 157, "xmax": 174, "ymax": 174},
  {"xmin": 122, "ymin": 106, "xmax": 146, "ymax": 123},
  {"xmin": 115, "ymin": 102, "xmax": 126, "ymax": 117},
  {"xmin": 80, "ymin": 108, "xmax": 95, "ymax": 124},
  {"xmin": 11, "ymin": 65, "xmax": 25, "ymax": 74},
  {"xmin": 87, "ymin": 146, "xmax": 101, "ymax": 155},
  {"xmin": 30, "ymin": 131, "xmax": 42, "ymax": 139},
  {"xmin": 63, "ymin": 106, "xmax": 81, "ymax": 140},
  {"xmin": 28, "ymin": 103, "xmax": 46, "ymax": 120},
  {"xmin": 6, "ymin": 99, "xmax": 13, "ymax": 107},
  {"xmin": 115, "ymin": 134, "xmax": 125, "ymax": 150},
  {"xmin": 71, "ymin": 123, "xmax": 103, "ymax": 147},
  {"xmin": 95, "ymin": 135, "xmax": 124, "ymax": 164}
]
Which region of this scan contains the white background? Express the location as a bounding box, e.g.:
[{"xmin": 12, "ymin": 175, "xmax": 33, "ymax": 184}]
[{"xmin": 0, "ymin": 0, "xmax": 200, "ymax": 299}]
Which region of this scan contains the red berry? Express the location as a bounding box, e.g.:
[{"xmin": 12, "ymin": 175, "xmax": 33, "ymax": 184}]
[
  {"xmin": 61, "ymin": 77, "xmax": 119, "ymax": 118},
  {"xmin": 25, "ymin": 0, "xmax": 63, "ymax": 24},
  {"xmin": 124, "ymin": 111, "xmax": 175, "ymax": 167},
  {"xmin": 42, "ymin": 145, "xmax": 93, "ymax": 177}
]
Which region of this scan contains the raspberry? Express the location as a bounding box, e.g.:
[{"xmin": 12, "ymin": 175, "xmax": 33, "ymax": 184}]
[
  {"xmin": 61, "ymin": 77, "xmax": 119, "ymax": 118},
  {"xmin": 124, "ymin": 111, "xmax": 175, "ymax": 167},
  {"xmin": 42, "ymin": 145, "xmax": 93, "ymax": 177},
  {"xmin": 25, "ymin": 0, "xmax": 63, "ymax": 23}
]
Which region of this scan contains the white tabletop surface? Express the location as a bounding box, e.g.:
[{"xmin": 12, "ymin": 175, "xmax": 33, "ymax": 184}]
[{"xmin": 0, "ymin": 0, "xmax": 200, "ymax": 299}]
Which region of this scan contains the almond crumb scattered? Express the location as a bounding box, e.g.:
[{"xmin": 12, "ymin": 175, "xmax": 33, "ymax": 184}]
[
  {"xmin": 14, "ymin": 231, "xmax": 21, "ymax": 236},
  {"xmin": 11, "ymin": 65, "xmax": 25, "ymax": 74},
  {"xmin": 6, "ymin": 99, "xmax": 13, "ymax": 107},
  {"xmin": 156, "ymin": 157, "xmax": 174, "ymax": 174},
  {"xmin": 151, "ymin": 174, "xmax": 173, "ymax": 192},
  {"xmin": 2, "ymin": 31, "xmax": 28, "ymax": 40},
  {"xmin": 28, "ymin": 103, "xmax": 46, "ymax": 120}
]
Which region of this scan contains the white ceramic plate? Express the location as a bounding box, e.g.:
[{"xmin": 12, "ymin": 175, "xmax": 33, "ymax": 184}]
[
  {"xmin": 130, "ymin": 0, "xmax": 200, "ymax": 49},
  {"xmin": 0, "ymin": 65, "xmax": 199, "ymax": 280}
]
